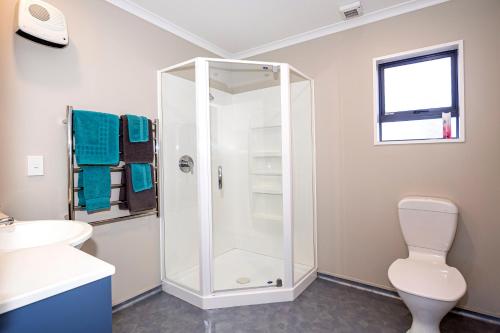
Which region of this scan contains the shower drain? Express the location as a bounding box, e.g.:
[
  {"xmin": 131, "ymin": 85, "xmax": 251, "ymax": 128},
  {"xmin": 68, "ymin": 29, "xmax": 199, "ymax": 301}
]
[{"xmin": 236, "ymin": 277, "xmax": 250, "ymax": 284}]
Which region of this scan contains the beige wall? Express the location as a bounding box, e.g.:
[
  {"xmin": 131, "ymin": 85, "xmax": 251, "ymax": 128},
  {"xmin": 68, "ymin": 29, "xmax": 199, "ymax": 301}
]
[
  {"xmin": 0, "ymin": 0, "xmax": 213, "ymax": 305},
  {"xmin": 251, "ymin": 0, "xmax": 500, "ymax": 316}
]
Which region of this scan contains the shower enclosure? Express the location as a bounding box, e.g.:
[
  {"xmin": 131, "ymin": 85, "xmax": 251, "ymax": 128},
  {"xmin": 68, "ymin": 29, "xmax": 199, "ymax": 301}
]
[{"xmin": 158, "ymin": 58, "xmax": 316, "ymax": 309}]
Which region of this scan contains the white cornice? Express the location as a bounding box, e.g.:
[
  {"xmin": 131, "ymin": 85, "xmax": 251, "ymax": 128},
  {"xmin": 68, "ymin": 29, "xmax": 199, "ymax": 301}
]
[
  {"xmin": 233, "ymin": 0, "xmax": 449, "ymax": 59},
  {"xmin": 104, "ymin": 0, "xmax": 232, "ymax": 58},
  {"xmin": 105, "ymin": 0, "xmax": 449, "ymax": 60}
]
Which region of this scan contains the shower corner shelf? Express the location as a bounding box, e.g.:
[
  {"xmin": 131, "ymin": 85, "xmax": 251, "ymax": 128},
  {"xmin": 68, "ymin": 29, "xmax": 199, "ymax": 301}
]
[
  {"xmin": 252, "ymin": 213, "xmax": 282, "ymax": 222},
  {"xmin": 250, "ymin": 125, "xmax": 281, "ymax": 130},
  {"xmin": 251, "ymin": 151, "xmax": 282, "ymax": 158},
  {"xmin": 250, "ymin": 170, "xmax": 282, "ymax": 176},
  {"xmin": 248, "ymin": 121, "xmax": 283, "ymax": 223},
  {"xmin": 252, "ymin": 187, "xmax": 282, "ymax": 195}
]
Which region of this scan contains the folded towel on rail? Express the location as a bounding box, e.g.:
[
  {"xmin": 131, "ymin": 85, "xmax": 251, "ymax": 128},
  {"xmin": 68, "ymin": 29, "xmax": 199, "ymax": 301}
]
[
  {"xmin": 73, "ymin": 110, "xmax": 120, "ymax": 165},
  {"xmin": 126, "ymin": 114, "xmax": 149, "ymax": 143},
  {"xmin": 119, "ymin": 164, "xmax": 156, "ymax": 213},
  {"xmin": 120, "ymin": 115, "xmax": 154, "ymax": 163},
  {"xmin": 130, "ymin": 163, "xmax": 153, "ymax": 192},
  {"xmin": 78, "ymin": 166, "xmax": 111, "ymax": 212}
]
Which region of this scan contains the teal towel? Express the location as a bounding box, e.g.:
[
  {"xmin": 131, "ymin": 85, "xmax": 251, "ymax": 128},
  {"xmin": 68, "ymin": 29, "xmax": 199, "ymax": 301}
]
[
  {"xmin": 78, "ymin": 166, "xmax": 111, "ymax": 212},
  {"xmin": 73, "ymin": 110, "xmax": 120, "ymax": 165},
  {"xmin": 130, "ymin": 163, "xmax": 153, "ymax": 192},
  {"xmin": 127, "ymin": 115, "xmax": 149, "ymax": 143}
]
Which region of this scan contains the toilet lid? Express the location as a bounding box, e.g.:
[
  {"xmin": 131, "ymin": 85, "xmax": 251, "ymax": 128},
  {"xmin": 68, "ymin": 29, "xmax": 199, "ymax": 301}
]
[{"xmin": 388, "ymin": 259, "xmax": 466, "ymax": 302}]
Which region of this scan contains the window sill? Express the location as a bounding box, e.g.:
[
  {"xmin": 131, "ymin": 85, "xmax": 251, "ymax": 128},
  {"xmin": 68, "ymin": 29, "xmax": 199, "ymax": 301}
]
[{"xmin": 374, "ymin": 138, "xmax": 465, "ymax": 146}]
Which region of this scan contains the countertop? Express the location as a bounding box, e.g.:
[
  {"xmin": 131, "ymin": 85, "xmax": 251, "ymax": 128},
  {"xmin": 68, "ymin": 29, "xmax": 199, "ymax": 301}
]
[{"xmin": 0, "ymin": 244, "xmax": 115, "ymax": 314}]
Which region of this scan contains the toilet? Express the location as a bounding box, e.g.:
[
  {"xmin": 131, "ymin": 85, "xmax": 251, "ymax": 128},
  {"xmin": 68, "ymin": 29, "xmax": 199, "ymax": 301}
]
[{"xmin": 388, "ymin": 196, "xmax": 466, "ymax": 333}]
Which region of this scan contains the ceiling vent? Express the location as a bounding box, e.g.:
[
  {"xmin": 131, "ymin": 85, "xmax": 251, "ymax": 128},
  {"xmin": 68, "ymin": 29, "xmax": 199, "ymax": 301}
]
[{"xmin": 339, "ymin": 1, "xmax": 362, "ymax": 19}]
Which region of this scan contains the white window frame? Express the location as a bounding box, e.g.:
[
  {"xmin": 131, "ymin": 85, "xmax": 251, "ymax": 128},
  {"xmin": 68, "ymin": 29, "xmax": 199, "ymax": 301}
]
[{"xmin": 373, "ymin": 40, "xmax": 465, "ymax": 145}]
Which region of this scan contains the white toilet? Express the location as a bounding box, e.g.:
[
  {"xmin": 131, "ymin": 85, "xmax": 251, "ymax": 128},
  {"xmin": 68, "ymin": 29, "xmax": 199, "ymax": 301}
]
[{"xmin": 388, "ymin": 196, "xmax": 467, "ymax": 333}]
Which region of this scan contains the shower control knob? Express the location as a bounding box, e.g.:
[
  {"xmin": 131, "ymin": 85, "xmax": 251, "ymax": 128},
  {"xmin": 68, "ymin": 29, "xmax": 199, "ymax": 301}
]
[{"xmin": 179, "ymin": 155, "xmax": 194, "ymax": 174}]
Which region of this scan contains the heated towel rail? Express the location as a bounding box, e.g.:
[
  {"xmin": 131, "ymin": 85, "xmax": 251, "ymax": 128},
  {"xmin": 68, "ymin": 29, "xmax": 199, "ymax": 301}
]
[{"xmin": 66, "ymin": 105, "xmax": 160, "ymax": 226}]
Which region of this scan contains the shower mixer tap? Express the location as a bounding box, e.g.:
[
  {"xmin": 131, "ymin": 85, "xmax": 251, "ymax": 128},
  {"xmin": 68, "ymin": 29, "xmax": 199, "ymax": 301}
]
[
  {"xmin": 218, "ymin": 166, "xmax": 223, "ymax": 190},
  {"xmin": 0, "ymin": 216, "xmax": 15, "ymax": 226}
]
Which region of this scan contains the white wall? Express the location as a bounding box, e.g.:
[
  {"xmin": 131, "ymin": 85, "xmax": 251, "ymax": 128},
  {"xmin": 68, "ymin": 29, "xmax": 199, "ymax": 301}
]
[
  {"xmin": 210, "ymin": 88, "xmax": 240, "ymax": 258},
  {"xmin": 211, "ymin": 81, "xmax": 315, "ymax": 270},
  {"xmin": 235, "ymin": 86, "xmax": 284, "ymax": 258}
]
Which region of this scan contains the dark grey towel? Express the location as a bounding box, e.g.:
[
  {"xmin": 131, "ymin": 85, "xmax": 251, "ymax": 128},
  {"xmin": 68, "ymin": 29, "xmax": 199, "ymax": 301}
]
[
  {"xmin": 120, "ymin": 116, "xmax": 154, "ymax": 163},
  {"xmin": 119, "ymin": 164, "xmax": 157, "ymax": 213}
]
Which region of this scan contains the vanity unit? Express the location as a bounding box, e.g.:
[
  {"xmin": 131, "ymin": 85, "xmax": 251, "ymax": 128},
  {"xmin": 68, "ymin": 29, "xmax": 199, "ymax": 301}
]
[{"xmin": 0, "ymin": 244, "xmax": 115, "ymax": 333}]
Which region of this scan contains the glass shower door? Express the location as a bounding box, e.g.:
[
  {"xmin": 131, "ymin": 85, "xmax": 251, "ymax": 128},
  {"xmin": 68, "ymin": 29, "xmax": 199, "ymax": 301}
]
[
  {"xmin": 290, "ymin": 69, "xmax": 316, "ymax": 284},
  {"xmin": 161, "ymin": 61, "xmax": 201, "ymax": 293},
  {"xmin": 208, "ymin": 60, "xmax": 285, "ymax": 291}
]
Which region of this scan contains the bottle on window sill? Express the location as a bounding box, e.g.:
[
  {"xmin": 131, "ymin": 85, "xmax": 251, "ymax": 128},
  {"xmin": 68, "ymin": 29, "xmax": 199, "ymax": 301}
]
[{"xmin": 442, "ymin": 112, "xmax": 452, "ymax": 139}]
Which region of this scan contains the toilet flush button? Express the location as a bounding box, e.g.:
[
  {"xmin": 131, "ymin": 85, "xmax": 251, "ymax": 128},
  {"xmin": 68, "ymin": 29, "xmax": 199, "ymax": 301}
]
[{"xmin": 27, "ymin": 155, "xmax": 44, "ymax": 176}]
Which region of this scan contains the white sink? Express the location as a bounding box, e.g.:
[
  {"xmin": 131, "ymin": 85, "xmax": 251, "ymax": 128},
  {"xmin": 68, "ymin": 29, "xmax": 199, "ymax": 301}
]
[{"xmin": 0, "ymin": 220, "xmax": 92, "ymax": 253}]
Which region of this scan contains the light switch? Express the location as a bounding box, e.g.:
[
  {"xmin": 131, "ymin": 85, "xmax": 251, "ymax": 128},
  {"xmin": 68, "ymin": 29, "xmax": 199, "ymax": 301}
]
[{"xmin": 27, "ymin": 155, "xmax": 44, "ymax": 176}]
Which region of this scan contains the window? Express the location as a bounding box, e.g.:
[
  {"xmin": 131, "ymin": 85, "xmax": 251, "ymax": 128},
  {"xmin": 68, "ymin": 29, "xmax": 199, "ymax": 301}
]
[{"xmin": 374, "ymin": 42, "xmax": 464, "ymax": 144}]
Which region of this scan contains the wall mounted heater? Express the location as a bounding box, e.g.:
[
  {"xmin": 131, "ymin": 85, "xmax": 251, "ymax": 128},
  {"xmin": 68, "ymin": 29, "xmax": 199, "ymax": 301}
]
[
  {"xmin": 339, "ymin": 1, "xmax": 363, "ymax": 19},
  {"xmin": 16, "ymin": 0, "xmax": 68, "ymax": 48}
]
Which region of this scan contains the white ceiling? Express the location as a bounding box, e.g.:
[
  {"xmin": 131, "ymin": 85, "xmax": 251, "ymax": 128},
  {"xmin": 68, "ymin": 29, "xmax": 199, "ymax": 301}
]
[{"xmin": 106, "ymin": 0, "xmax": 448, "ymax": 58}]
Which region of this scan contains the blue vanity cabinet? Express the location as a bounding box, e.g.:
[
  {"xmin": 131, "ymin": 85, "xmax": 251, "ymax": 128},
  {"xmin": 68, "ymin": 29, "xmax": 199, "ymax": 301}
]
[{"xmin": 0, "ymin": 277, "xmax": 112, "ymax": 333}]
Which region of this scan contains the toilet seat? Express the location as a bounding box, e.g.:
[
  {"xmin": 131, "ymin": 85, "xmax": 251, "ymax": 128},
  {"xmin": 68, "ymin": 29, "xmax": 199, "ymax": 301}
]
[{"xmin": 388, "ymin": 258, "xmax": 466, "ymax": 302}]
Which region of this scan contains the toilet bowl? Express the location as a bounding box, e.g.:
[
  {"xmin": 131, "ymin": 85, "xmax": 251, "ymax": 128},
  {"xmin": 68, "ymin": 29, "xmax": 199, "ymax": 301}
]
[{"xmin": 388, "ymin": 197, "xmax": 466, "ymax": 333}]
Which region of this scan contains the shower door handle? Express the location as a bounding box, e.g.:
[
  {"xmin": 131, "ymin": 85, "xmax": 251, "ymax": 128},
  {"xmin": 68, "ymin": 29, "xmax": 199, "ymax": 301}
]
[{"xmin": 218, "ymin": 166, "xmax": 223, "ymax": 190}]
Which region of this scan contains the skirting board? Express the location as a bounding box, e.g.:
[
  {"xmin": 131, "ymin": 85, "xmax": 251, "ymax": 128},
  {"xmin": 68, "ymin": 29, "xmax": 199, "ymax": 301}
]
[
  {"xmin": 318, "ymin": 273, "xmax": 500, "ymax": 326},
  {"xmin": 112, "ymin": 285, "xmax": 162, "ymax": 313}
]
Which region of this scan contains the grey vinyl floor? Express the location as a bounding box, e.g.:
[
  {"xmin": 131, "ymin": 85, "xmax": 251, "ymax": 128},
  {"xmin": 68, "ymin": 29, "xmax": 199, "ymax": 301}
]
[{"xmin": 113, "ymin": 278, "xmax": 500, "ymax": 333}]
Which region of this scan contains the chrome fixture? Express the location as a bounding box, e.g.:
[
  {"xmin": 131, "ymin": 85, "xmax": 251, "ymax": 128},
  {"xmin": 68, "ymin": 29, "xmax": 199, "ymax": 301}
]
[
  {"xmin": 179, "ymin": 155, "xmax": 194, "ymax": 174},
  {"xmin": 0, "ymin": 216, "xmax": 15, "ymax": 226},
  {"xmin": 218, "ymin": 166, "xmax": 223, "ymax": 190},
  {"xmin": 261, "ymin": 65, "xmax": 279, "ymax": 73}
]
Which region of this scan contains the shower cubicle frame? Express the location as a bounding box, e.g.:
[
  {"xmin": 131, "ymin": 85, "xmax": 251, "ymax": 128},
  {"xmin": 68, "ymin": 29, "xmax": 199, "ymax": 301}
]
[{"xmin": 157, "ymin": 58, "xmax": 318, "ymax": 309}]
